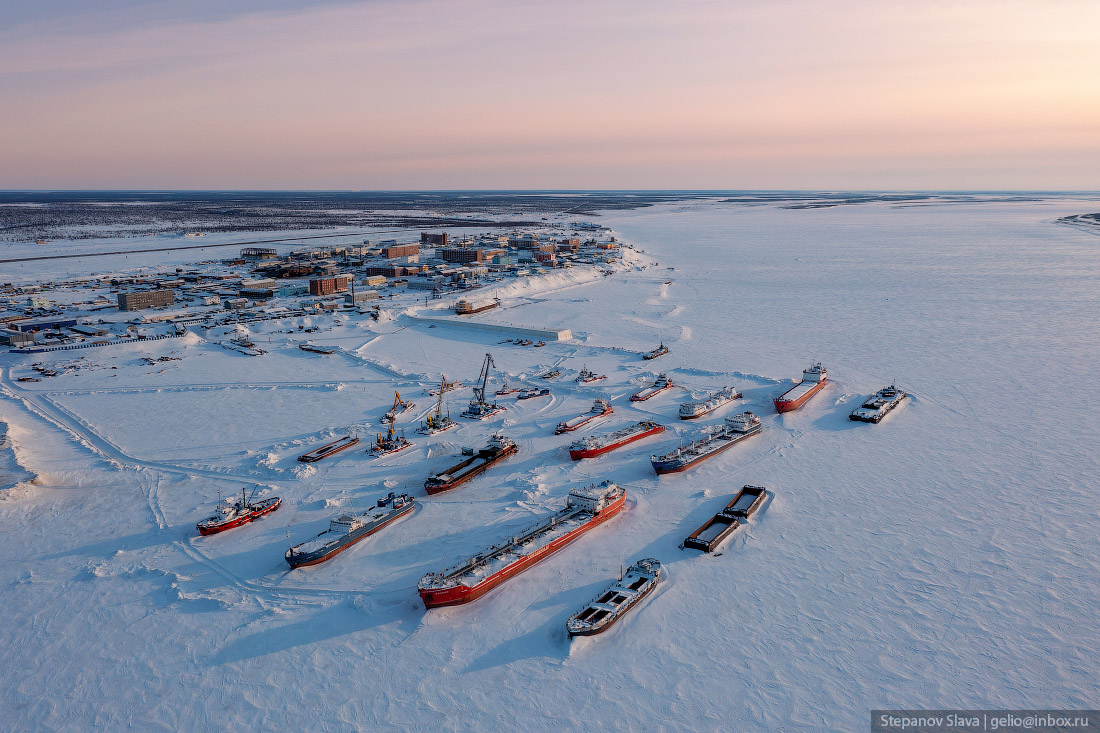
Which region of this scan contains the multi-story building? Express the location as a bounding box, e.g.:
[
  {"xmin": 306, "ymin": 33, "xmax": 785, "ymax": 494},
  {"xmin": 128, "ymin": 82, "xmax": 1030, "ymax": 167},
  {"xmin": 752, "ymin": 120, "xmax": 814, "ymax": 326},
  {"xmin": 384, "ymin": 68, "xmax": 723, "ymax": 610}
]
[{"xmin": 118, "ymin": 290, "xmax": 174, "ymax": 311}]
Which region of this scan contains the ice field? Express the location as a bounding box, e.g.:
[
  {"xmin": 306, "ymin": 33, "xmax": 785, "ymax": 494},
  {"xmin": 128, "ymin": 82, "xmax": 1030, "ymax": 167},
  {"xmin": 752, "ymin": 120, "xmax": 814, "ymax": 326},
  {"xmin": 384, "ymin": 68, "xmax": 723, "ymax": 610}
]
[{"xmin": 2, "ymin": 195, "xmax": 1099, "ymax": 730}]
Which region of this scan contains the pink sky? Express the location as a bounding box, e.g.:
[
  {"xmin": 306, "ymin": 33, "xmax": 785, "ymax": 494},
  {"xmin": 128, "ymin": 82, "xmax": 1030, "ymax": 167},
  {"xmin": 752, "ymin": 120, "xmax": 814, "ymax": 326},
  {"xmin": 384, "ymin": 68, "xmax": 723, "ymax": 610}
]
[{"xmin": 1, "ymin": 0, "xmax": 1098, "ymax": 189}]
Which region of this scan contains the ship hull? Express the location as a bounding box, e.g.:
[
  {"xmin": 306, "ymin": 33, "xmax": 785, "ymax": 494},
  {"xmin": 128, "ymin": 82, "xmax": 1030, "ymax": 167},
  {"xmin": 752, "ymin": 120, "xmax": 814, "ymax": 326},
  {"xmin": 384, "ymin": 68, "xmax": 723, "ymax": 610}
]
[
  {"xmin": 567, "ymin": 575, "xmax": 660, "ymax": 637},
  {"xmin": 460, "ymin": 406, "xmax": 506, "ymax": 420},
  {"xmin": 197, "ymin": 497, "xmax": 281, "ymax": 535},
  {"xmin": 297, "ymin": 436, "xmax": 359, "ymax": 463},
  {"xmin": 774, "ymin": 379, "xmax": 827, "ymax": 413},
  {"xmin": 555, "ymin": 408, "xmax": 612, "ymax": 434},
  {"xmin": 285, "ymin": 502, "xmax": 414, "ymax": 568},
  {"xmin": 419, "ymin": 492, "xmax": 626, "ymax": 608},
  {"xmin": 425, "ymin": 444, "xmax": 518, "ymax": 495},
  {"xmin": 651, "ymin": 426, "xmax": 761, "ymax": 474},
  {"xmin": 569, "ymin": 424, "xmax": 665, "ymax": 460},
  {"xmin": 630, "ymin": 385, "xmax": 672, "ymax": 402},
  {"xmin": 678, "ymin": 402, "xmax": 729, "ymax": 420}
]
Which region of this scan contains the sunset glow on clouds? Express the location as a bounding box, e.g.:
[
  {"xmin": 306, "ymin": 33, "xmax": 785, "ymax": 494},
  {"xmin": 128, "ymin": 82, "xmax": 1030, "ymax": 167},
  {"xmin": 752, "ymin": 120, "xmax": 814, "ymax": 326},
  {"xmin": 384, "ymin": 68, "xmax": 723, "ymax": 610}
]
[{"xmin": 1, "ymin": 0, "xmax": 1098, "ymax": 189}]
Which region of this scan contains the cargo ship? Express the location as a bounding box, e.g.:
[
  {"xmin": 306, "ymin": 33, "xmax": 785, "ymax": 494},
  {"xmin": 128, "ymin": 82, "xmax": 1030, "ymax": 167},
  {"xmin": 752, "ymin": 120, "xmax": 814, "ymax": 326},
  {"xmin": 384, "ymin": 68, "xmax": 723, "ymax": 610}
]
[
  {"xmin": 454, "ymin": 299, "xmax": 498, "ymax": 315},
  {"xmin": 569, "ymin": 420, "xmax": 665, "ymax": 460},
  {"xmin": 678, "ymin": 385, "xmax": 741, "ymax": 419},
  {"xmin": 197, "ymin": 487, "xmax": 281, "ymax": 535},
  {"xmin": 642, "ymin": 342, "xmax": 669, "ymax": 360},
  {"xmin": 630, "ymin": 373, "xmax": 674, "ymax": 402},
  {"xmin": 651, "ymin": 412, "xmax": 762, "ymax": 474},
  {"xmin": 566, "ymin": 558, "xmax": 663, "ymax": 637},
  {"xmin": 284, "ymin": 493, "xmax": 414, "ymax": 568},
  {"xmin": 774, "ymin": 362, "xmax": 828, "ymax": 413},
  {"xmin": 540, "ymin": 369, "xmax": 561, "ymax": 380},
  {"xmin": 424, "ymin": 434, "xmax": 518, "ymax": 495},
  {"xmin": 517, "ymin": 387, "xmax": 549, "ymax": 399},
  {"xmin": 418, "ymin": 481, "xmax": 626, "ymax": 608},
  {"xmin": 296, "ymin": 434, "xmax": 359, "ymax": 463},
  {"xmin": 555, "ymin": 398, "xmax": 613, "ymax": 434},
  {"xmin": 849, "ymin": 384, "xmax": 906, "ymax": 423}
]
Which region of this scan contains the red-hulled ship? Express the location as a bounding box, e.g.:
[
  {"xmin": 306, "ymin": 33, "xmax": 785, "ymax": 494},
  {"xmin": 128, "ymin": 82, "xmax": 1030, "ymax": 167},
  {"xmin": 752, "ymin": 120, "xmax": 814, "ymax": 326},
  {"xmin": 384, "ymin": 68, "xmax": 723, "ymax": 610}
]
[
  {"xmin": 417, "ymin": 481, "xmax": 626, "ymax": 608},
  {"xmin": 773, "ymin": 362, "xmax": 828, "ymax": 413},
  {"xmin": 569, "ymin": 421, "xmax": 665, "ymax": 460},
  {"xmin": 197, "ymin": 487, "xmax": 281, "ymax": 536}
]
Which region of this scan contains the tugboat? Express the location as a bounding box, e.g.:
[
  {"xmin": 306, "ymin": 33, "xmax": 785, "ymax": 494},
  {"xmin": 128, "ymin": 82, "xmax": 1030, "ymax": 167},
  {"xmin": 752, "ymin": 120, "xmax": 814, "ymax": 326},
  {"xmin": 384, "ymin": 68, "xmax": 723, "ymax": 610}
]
[
  {"xmin": 418, "ymin": 379, "xmax": 458, "ymax": 435},
  {"xmin": 849, "ymin": 384, "xmax": 907, "ymax": 423},
  {"xmin": 630, "ymin": 373, "xmax": 674, "ymax": 402},
  {"xmin": 461, "ymin": 353, "xmax": 506, "ymax": 420},
  {"xmin": 380, "ymin": 391, "xmax": 415, "ymax": 423},
  {"xmin": 577, "ymin": 365, "xmax": 607, "ymax": 383},
  {"xmin": 517, "ymin": 387, "xmax": 550, "ymax": 400},
  {"xmin": 678, "ymin": 386, "xmax": 741, "ymax": 419},
  {"xmin": 495, "ymin": 379, "xmax": 521, "ymax": 396},
  {"xmin": 285, "ymin": 493, "xmax": 414, "ymax": 568},
  {"xmin": 642, "ymin": 342, "xmax": 669, "ymax": 360},
  {"xmin": 418, "ymin": 481, "xmax": 626, "ymax": 608},
  {"xmin": 569, "ymin": 421, "xmax": 665, "ymax": 460},
  {"xmin": 556, "ymin": 398, "xmax": 613, "ymax": 434},
  {"xmin": 424, "ymin": 434, "xmax": 518, "ymax": 494},
  {"xmin": 297, "ymin": 434, "xmax": 360, "ymax": 462},
  {"xmin": 651, "ymin": 412, "xmax": 762, "ymax": 474},
  {"xmin": 369, "ymin": 421, "xmax": 412, "ymax": 456},
  {"xmin": 774, "ymin": 363, "xmax": 828, "ymax": 413},
  {"xmin": 533, "ymin": 341, "xmax": 547, "ymax": 347},
  {"xmin": 197, "ymin": 487, "xmax": 281, "ymax": 535},
  {"xmin": 566, "ymin": 558, "xmax": 663, "ymax": 637}
]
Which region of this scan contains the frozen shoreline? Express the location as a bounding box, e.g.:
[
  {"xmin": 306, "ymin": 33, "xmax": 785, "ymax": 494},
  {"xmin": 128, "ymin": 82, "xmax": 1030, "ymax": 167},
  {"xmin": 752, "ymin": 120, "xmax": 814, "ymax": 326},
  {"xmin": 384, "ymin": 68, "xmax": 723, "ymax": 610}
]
[{"xmin": 2, "ymin": 195, "xmax": 1099, "ymax": 730}]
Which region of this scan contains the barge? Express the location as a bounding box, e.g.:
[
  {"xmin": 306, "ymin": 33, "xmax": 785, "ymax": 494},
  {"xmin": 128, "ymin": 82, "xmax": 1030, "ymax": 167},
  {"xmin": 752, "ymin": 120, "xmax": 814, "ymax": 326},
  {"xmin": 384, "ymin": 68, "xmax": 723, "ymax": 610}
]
[
  {"xmin": 726, "ymin": 485, "xmax": 769, "ymax": 518},
  {"xmin": 418, "ymin": 481, "xmax": 626, "ymax": 608},
  {"xmin": 285, "ymin": 493, "xmax": 414, "ymax": 568},
  {"xmin": 630, "ymin": 373, "xmax": 674, "ymax": 401},
  {"xmin": 517, "ymin": 387, "xmax": 550, "ymax": 400},
  {"xmin": 197, "ymin": 488, "xmax": 281, "ymax": 535},
  {"xmin": 454, "ymin": 298, "xmax": 498, "ymax": 315},
  {"xmin": 683, "ymin": 513, "xmax": 740, "ymax": 553},
  {"xmin": 569, "ymin": 420, "xmax": 665, "ymax": 460},
  {"xmin": 424, "ymin": 434, "xmax": 517, "ymax": 495},
  {"xmin": 555, "ymin": 398, "xmax": 613, "ymax": 434},
  {"xmin": 651, "ymin": 412, "xmax": 762, "ymax": 474},
  {"xmin": 296, "ymin": 434, "xmax": 359, "ymax": 463},
  {"xmin": 774, "ymin": 362, "xmax": 828, "ymax": 413},
  {"xmin": 298, "ymin": 343, "xmax": 336, "ymax": 355},
  {"xmin": 566, "ymin": 558, "xmax": 663, "ymax": 637},
  {"xmin": 683, "ymin": 485, "xmax": 768, "ymax": 552},
  {"xmin": 679, "ymin": 385, "xmax": 741, "ymax": 419},
  {"xmin": 849, "ymin": 384, "xmax": 906, "ymax": 423}
]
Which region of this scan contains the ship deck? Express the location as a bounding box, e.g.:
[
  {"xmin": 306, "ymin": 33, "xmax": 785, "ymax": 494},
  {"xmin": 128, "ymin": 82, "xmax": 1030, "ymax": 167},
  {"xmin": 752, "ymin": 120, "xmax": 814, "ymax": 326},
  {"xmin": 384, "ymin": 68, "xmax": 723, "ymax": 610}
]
[
  {"xmin": 421, "ymin": 506, "xmax": 590, "ymax": 589},
  {"xmin": 778, "ymin": 380, "xmax": 819, "ymax": 402}
]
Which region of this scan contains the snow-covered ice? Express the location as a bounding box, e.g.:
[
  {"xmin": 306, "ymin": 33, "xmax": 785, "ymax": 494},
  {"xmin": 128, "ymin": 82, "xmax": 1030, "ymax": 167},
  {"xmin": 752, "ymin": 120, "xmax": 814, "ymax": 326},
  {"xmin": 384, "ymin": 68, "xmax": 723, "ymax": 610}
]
[{"xmin": 2, "ymin": 196, "xmax": 1099, "ymax": 730}]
